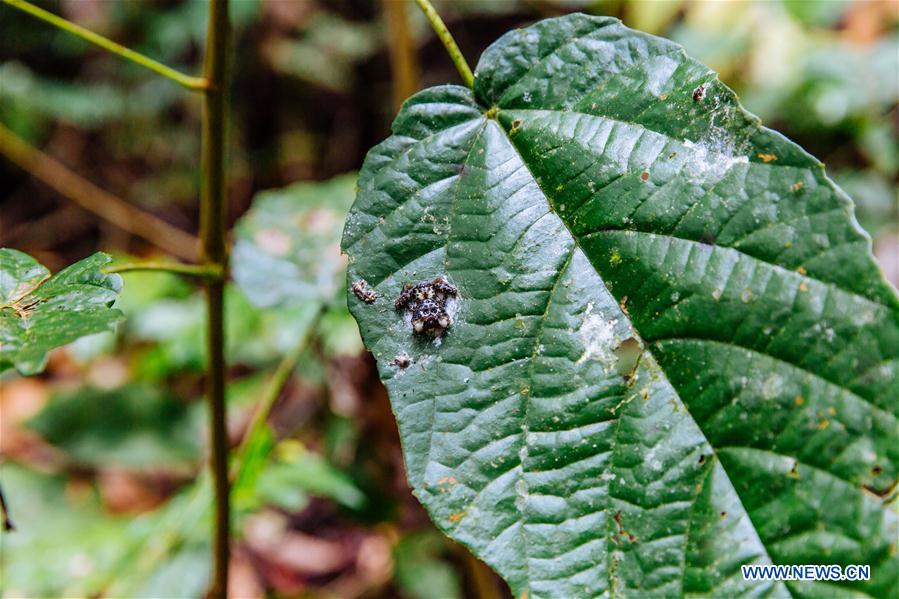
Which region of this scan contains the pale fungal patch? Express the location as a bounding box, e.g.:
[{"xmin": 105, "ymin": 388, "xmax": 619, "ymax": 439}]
[
  {"xmin": 681, "ymin": 95, "xmax": 750, "ymax": 183},
  {"xmin": 645, "ymin": 55, "xmax": 679, "ymax": 96},
  {"xmin": 682, "ymin": 138, "xmax": 748, "ymax": 182},
  {"xmin": 576, "ymin": 302, "xmax": 618, "ymax": 366},
  {"xmin": 514, "ymin": 477, "xmax": 528, "ymax": 511},
  {"xmin": 762, "ymin": 374, "xmax": 783, "ymax": 399},
  {"xmin": 851, "ymin": 309, "xmax": 876, "ymax": 327}
]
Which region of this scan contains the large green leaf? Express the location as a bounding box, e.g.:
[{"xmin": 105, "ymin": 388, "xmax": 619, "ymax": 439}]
[
  {"xmin": 341, "ymin": 15, "xmax": 899, "ymax": 598},
  {"xmin": 0, "ymin": 249, "xmax": 123, "ymax": 375}
]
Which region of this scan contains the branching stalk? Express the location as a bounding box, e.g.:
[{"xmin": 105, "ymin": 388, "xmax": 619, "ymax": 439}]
[
  {"xmin": 412, "ymin": 0, "xmax": 473, "ymax": 88},
  {"xmin": 2, "ymin": 0, "xmax": 207, "ymax": 91},
  {"xmin": 0, "ymin": 122, "xmax": 198, "ymax": 261},
  {"xmin": 103, "ymin": 261, "xmax": 223, "ymax": 279}
]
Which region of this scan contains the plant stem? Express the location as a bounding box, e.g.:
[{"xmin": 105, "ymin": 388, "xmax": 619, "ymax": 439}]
[
  {"xmin": 100, "ymin": 313, "xmax": 322, "ymax": 597},
  {"xmin": 2, "ymin": 0, "xmax": 207, "ymax": 91},
  {"xmin": 232, "ymin": 309, "xmax": 323, "ymax": 477},
  {"xmin": 412, "ymin": 0, "xmax": 473, "ymax": 89},
  {"xmin": 0, "ymin": 482, "xmax": 14, "ymax": 532},
  {"xmin": 383, "ymin": 0, "xmax": 421, "ymax": 111},
  {"xmin": 199, "ymin": 0, "xmax": 231, "ymax": 597},
  {"xmin": 0, "ymin": 122, "xmax": 198, "ymax": 261},
  {"xmin": 103, "ymin": 261, "xmax": 223, "ymax": 279}
]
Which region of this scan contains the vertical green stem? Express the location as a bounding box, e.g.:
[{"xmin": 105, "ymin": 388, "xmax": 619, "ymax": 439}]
[
  {"xmin": 412, "ymin": 0, "xmax": 473, "ymax": 89},
  {"xmin": 200, "ymin": 0, "xmax": 230, "ymax": 597}
]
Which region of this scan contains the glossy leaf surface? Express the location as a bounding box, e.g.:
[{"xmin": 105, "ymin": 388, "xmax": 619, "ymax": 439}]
[
  {"xmin": 342, "ymin": 15, "xmax": 899, "ymax": 598},
  {"xmin": 0, "ymin": 249, "xmax": 122, "ymax": 375}
]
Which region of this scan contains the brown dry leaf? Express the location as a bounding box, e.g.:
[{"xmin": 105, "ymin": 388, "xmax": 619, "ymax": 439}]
[
  {"xmin": 354, "ymin": 534, "xmax": 393, "ymax": 587},
  {"xmin": 244, "ymin": 511, "xmax": 348, "ymax": 576},
  {"xmin": 0, "ymin": 377, "xmax": 59, "ymax": 463},
  {"xmin": 843, "ymin": 0, "xmax": 893, "ymax": 44},
  {"xmin": 97, "ymin": 469, "xmax": 168, "ymax": 514},
  {"xmin": 229, "ymin": 548, "xmax": 265, "ymax": 599}
]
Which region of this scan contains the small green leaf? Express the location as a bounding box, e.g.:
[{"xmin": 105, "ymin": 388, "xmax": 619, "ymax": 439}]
[
  {"xmin": 233, "ymin": 174, "xmax": 356, "ymax": 308},
  {"xmin": 27, "ymin": 384, "xmax": 201, "ymax": 469},
  {"xmin": 0, "ymin": 249, "xmax": 123, "ymax": 375},
  {"xmin": 394, "ymin": 532, "xmax": 463, "ymax": 599},
  {"xmin": 256, "ymin": 443, "xmax": 366, "ymax": 511},
  {"xmin": 0, "ymin": 463, "xmax": 133, "ymax": 597},
  {"xmin": 343, "ymin": 15, "xmax": 899, "ymax": 598}
]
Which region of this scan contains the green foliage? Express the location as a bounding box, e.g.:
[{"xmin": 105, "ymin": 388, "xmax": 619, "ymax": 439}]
[
  {"xmin": 0, "ymin": 463, "xmax": 134, "ymax": 598},
  {"xmin": 781, "ymin": 0, "xmax": 850, "ymax": 28},
  {"xmin": 393, "ymin": 532, "xmax": 462, "ymax": 599},
  {"xmin": 233, "ymin": 174, "xmax": 357, "ymax": 308},
  {"xmin": 0, "ymin": 249, "xmax": 123, "ymax": 375},
  {"xmin": 126, "ymin": 284, "xmax": 319, "ymax": 373},
  {"xmin": 343, "ymin": 14, "xmax": 899, "ymax": 598},
  {"xmin": 0, "ymin": 62, "xmax": 182, "ymax": 129},
  {"xmin": 27, "ymin": 384, "xmax": 201, "ymax": 469},
  {"xmin": 267, "ymin": 13, "xmax": 380, "ymax": 93},
  {"xmin": 253, "ymin": 442, "xmax": 366, "ymax": 512},
  {"xmin": 230, "ymin": 173, "xmax": 364, "ymax": 361}
]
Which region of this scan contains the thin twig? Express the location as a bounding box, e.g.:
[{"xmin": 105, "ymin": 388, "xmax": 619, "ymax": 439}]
[
  {"xmin": 103, "ymin": 261, "xmax": 223, "ymax": 280},
  {"xmin": 383, "ymin": 0, "xmax": 421, "ymax": 111},
  {"xmin": 2, "ymin": 0, "xmax": 207, "ymax": 91},
  {"xmin": 0, "ymin": 482, "xmax": 14, "ymax": 532},
  {"xmin": 199, "ymin": 0, "xmax": 231, "ymax": 596},
  {"xmin": 412, "ymin": 0, "xmax": 473, "ymax": 88},
  {"xmin": 232, "ymin": 308, "xmax": 324, "ymax": 478},
  {"xmin": 100, "ymin": 477, "xmax": 211, "ymax": 597},
  {"xmin": 0, "ymin": 122, "xmax": 198, "ymax": 261}
]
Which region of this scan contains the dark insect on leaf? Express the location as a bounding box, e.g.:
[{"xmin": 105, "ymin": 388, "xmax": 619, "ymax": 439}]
[
  {"xmin": 394, "ymin": 277, "xmax": 458, "ymax": 336},
  {"xmin": 351, "ymin": 278, "xmax": 378, "ymax": 303},
  {"xmin": 692, "ymin": 84, "xmax": 706, "ymax": 101},
  {"xmin": 391, "ymin": 352, "xmax": 412, "ymax": 368}
]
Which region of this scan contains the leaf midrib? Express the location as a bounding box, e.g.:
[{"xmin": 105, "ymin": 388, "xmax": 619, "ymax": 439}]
[
  {"xmin": 356, "ymin": 85, "xmax": 893, "ymax": 594},
  {"xmin": 484, "ymin": 108, "xmax": 794, "ymax": 597}
]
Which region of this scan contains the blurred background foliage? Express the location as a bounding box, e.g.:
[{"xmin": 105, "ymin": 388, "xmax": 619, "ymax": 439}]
[{"xmin": 0, "ymin": 0, "xmax": 896, "ymax": 597}]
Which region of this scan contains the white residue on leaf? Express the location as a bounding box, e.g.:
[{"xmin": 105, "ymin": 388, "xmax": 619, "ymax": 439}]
[
  {"xmin": 682, "ymin": 96, "xmax": 749, "ymax": 183},
  {"xmin": 682, "ymin": 138, "xmax": 748, "ymax": 182},
  {"xmin": 576, "ymin": 302, "xmax": 617, "ymax": 366},
  {"xmin": 514, "ymin": 477, "xmax": 528, "ymax": 511},
  {"xmin": 644, "ymin": 55, "xmax": 679, "ymax": 97},
  {"xmin": 762, "ymin": 373, "xmax": 782, "ymax": 399},
  {"xmin": 515, "ymin": 421, "xmax": 530, "ymax": 512}
]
